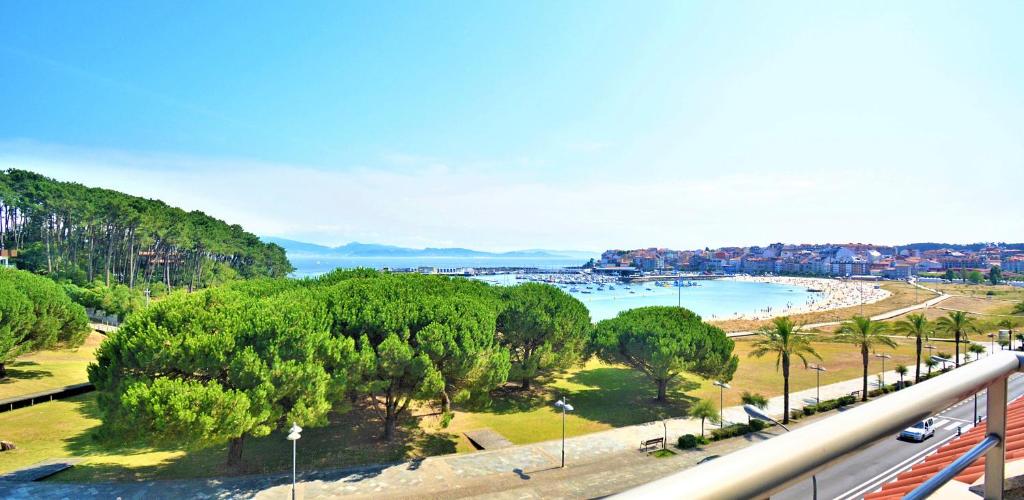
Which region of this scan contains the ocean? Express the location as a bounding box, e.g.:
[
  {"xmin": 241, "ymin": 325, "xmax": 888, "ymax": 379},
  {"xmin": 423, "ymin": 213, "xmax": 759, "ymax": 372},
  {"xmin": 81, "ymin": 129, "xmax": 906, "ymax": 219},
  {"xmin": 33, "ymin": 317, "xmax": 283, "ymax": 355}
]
[{"xmin": 290, "ymin": 256, "xmax": 815, "ymax": 323}]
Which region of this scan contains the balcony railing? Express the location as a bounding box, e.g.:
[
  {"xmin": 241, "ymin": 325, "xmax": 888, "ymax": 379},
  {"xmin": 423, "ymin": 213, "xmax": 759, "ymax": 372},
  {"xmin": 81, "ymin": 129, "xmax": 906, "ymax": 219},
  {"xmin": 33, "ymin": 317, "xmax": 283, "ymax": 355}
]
[{"xmin": 614, "ymin": 351, "xmax": 1023, "ymax": 500}]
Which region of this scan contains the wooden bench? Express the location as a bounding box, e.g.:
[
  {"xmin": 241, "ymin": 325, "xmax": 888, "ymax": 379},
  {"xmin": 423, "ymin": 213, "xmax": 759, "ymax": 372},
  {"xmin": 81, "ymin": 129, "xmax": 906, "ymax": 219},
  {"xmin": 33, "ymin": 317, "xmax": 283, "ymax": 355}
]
[{"xmin": 640, "ymin": 437, "xmax": 664, "ymax": 452}]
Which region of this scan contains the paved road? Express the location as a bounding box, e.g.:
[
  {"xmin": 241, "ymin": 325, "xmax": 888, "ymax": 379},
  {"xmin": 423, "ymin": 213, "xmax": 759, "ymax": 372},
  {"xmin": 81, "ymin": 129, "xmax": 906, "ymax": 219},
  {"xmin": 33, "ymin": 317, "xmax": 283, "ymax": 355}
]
[{"xmin": 773, "ymin": 373, "xmax": 1024, "ymax": 500}]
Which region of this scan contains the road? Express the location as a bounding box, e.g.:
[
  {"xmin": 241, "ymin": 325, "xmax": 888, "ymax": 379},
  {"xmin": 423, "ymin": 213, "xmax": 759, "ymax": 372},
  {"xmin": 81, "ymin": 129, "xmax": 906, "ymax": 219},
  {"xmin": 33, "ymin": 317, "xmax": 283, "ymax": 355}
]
[{"xmin": 773, "ymin": 373, "xmax": 1024, "ymax": 500}]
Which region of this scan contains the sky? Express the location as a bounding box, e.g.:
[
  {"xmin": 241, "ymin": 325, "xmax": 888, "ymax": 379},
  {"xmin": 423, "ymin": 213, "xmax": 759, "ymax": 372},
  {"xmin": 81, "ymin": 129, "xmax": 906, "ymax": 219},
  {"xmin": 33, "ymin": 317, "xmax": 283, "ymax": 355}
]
[{"xmin": 1, "ymin": 1, "xmax": 1022, "ymax": 252}]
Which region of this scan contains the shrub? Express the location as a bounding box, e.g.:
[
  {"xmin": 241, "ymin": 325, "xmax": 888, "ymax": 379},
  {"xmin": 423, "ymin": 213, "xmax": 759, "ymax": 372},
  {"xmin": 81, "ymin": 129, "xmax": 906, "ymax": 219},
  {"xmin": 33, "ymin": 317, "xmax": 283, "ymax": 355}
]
[
  {"xmin": 748, "ymin": 418, "xmax": 768, "ymax": 431},
  {"xmin": 710, "ymin": 423, "xmax": 749, "ymax": 441},
  {"xmin": 837, "ymin": 395, "xmax": 856, "ymax": 406},
  {"xmin": 789, "ymin": 409, "xmax": 803, "ymax": 421},
  {"xmin": 677, "ymin": 434, "xmax": 708, "ymax": 449},
  {"xmin": 803, "ymin": 405, "xmax": 817, "ymax": 416},
  {"xmin": 816, "ymin": 399, "xmax": 838, "ymax": 412},
  {"xmin": 439, "ymin": 412, "xmax": 454, "ymax": 429}
]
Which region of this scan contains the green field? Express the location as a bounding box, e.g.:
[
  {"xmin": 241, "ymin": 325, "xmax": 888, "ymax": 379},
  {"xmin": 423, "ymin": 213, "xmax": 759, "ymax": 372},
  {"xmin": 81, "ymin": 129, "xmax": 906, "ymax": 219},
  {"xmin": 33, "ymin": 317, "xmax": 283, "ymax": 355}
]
[{"xmin": 0, "ymin": 333, "xmax": 104, "ymax": 401}]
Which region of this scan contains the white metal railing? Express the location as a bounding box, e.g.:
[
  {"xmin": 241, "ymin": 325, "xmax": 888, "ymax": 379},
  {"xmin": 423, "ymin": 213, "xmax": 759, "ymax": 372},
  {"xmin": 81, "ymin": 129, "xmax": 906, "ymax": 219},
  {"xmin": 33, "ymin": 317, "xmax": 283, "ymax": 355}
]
[{"xmin": 614, "ymin": 351, "xmax": 1023, "ymax": 500}]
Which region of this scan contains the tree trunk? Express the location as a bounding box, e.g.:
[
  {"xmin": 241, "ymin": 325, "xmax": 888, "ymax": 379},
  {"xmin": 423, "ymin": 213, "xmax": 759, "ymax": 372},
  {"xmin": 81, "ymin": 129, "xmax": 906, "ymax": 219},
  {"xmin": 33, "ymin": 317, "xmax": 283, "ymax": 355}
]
[
  {"xmin": 0, "ymin": 363, "xmax": 6, "ymax": 379},
  {"xmin": 782, "ymin": 353, "xmax": 791, "ymax": 424},
  {"xmin": 861, "ymin": 346, "xmax": 869, "ymax": 401},
  {"xmin": 521, "ymin": 378, "xmax": 531, "ymax": 391},
  {"xmin": 955, "ymin": 333, "xmax": 961, "ymax": 368},
  {"xmin": 915, "ymin": 335, "xmax": 922, "ymax": 383},
  {"xmin": 656, "ymin": 379, "xmax": 668, "ymax": 402},
  {"xmin": 440, "ymin": 389, "xmax": 451, "ymax": 414},
  {"xmin": 226, "ymin": 434, "xmax": 245, "ymax": 467},
  {"xmin": 384, "ymin": 413, "xmax": 397, "ymax": 441}
]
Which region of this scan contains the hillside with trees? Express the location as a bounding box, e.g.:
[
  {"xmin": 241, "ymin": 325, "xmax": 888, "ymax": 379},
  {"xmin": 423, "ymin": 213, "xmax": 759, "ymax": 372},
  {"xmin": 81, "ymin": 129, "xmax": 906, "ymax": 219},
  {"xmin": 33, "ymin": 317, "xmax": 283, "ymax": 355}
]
[{"xmin": 0, "ymin": 169, "xmax": 292, "ymax": 292}]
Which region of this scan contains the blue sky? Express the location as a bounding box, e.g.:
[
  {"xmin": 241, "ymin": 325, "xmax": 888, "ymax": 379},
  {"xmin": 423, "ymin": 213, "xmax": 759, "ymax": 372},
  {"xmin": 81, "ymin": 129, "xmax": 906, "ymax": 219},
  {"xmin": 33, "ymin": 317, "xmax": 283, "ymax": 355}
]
[{"xmin": 1, "ymin": 1, "xmax": 1022, "ymax": 251}]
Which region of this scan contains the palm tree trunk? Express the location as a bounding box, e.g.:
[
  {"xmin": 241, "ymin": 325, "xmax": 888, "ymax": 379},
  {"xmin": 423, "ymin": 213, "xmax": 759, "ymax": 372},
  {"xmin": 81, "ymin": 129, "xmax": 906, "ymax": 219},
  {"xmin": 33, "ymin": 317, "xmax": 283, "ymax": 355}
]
[
  {"xmin": 861, "ymin": 345, "xmax": 869, "ymax": 402},
  {"xmin": 955, "ymin": 332, "xmax": 961, "ymax": 368},
  {"xmin": 782, "ymin": 354, "xmax": 791, "ymax": 424},
  {"xmin": 915, "ymin": 335, "xmax": 922, "ymax": 383}
]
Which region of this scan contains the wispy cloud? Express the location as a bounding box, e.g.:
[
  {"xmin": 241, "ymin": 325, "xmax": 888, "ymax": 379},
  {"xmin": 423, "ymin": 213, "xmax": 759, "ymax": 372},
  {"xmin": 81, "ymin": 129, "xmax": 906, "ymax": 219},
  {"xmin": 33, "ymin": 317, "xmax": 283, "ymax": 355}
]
[{"xmin": 1, "ymin": 140, "xmax": 1021, "ymax": 251}]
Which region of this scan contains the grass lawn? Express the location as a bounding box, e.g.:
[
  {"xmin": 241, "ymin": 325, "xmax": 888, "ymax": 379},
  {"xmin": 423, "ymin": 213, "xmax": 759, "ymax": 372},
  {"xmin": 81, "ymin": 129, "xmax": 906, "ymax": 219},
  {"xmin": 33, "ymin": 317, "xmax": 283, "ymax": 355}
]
[
  {"xmin": 712, "ymin": 281, "xmax": 935, "ymax": 332},
  {"xmin": 684, "ymin": 336, "xmax": 921, "ymax": 408},
  {"xmin": 0, "ymin": 332, "xmax": 105, "ymax": 400},
  {"xmin": 445, "ymin": 336, "xmax": 922, "ymax": 452},
  {"xmin": 0, "ymin": 392, "xmax": 454, "ymax": 481}
]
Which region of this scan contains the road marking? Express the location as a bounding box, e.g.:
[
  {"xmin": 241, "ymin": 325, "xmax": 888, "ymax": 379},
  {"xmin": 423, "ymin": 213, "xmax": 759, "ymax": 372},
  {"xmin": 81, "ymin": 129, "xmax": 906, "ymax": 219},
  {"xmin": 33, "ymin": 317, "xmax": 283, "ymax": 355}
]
[
  {"xmin": 833, "ymin": 432, "xmax": 959, "ymax": 500},
  {"xmin": 837, "ymin": 391, "xmax": 1024, "ymax": 500},
  {"xmin": 942, "ymin": 421, "xmax": 962, "ymax": 431}
]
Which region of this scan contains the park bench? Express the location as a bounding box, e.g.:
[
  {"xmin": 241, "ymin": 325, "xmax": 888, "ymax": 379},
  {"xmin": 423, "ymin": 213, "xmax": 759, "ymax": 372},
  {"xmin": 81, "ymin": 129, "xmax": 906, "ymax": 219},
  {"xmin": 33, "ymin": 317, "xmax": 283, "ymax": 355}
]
[
  {"xmin": 849, "ymin": 390, "xmax": 860, "ymax": 399},
  {"xmin": 640, "ymin": 437, "xmax": 664, "ymax": 452}
]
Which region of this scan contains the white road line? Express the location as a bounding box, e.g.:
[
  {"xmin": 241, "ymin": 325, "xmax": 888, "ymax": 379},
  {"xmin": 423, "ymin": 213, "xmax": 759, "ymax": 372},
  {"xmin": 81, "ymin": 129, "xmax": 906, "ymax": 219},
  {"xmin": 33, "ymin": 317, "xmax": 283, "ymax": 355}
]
[
  {"xmin": 932, "ymin": 418, "xmax": 948, "ymax": 427},
  {"xmin": 838, "ymin": 391, "xmax": 1024, "ymax": 500},
  {"xmin": 942, "ymin": 421, "xmax": 962, "ymax": 431},
  {"xmin": 834, "ymin": 433, "xmax": 959, "ymax": 500}
]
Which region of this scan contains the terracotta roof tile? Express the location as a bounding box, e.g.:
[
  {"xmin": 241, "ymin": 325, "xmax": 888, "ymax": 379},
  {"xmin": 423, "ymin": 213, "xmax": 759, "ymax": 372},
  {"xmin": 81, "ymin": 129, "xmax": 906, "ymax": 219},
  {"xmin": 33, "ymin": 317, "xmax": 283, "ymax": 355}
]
[{"xmin": 864, "ymin": 398, "xmax": 1024, "ymax": 499}]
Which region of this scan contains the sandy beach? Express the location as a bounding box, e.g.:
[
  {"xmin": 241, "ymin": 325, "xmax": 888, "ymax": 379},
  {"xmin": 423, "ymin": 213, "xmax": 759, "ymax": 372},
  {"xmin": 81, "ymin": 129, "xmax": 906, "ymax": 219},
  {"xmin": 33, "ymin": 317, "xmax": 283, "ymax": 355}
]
[{"xmin": 714, "ymin": 275, "xmax": 891, "ymax": 321}]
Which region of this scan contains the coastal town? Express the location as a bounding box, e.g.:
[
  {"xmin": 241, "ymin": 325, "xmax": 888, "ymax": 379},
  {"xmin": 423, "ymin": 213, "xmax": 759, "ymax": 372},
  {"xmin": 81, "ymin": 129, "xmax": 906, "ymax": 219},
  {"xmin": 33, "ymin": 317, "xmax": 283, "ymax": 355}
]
[{"xmin": 594, "ymin": 243, "xmax": 1024, "ymax": 281}]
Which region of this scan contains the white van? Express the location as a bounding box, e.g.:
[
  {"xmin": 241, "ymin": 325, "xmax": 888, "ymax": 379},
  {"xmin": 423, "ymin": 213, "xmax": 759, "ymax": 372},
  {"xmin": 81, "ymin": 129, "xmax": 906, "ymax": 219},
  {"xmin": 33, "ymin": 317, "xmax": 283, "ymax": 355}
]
[{"xmin": 899, "ymin": 418, "xmax": 936, "ymax": 442}]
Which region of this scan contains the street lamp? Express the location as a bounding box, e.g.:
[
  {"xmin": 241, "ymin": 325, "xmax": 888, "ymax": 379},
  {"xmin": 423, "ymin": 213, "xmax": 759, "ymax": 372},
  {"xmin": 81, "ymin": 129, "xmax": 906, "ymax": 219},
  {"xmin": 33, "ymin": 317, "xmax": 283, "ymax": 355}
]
[
  {"xmin": 931, "ymin": 355, "xmax": 952, "ymax": 371},
  {"xmin": 874, "ymin": 353, "xmax": 892, "ymax": 387},
  {"xmin": 286, "ymin": 422, "xmax": 302, "ymax": 500},
  {"xmin": 554, "ymin": 397, "xmax": 574, "ymax": 468},
  {"xmin": 713, "ymin": 381, "xmax": 730, "ymax": 429},
  {"xmin": 988, "ymin": 333, "xmax": 996, "ymax": 354},
  {"xmin": 807, "ymin": 364, "xmax": 827, "ymax": 404},
  {"xmin": 925, "ymin": 344, "xmax": 937, "ymax": 364},
  {"xmin": 744, "ymin": 405, "xmax": 818, "ymax": 500}
]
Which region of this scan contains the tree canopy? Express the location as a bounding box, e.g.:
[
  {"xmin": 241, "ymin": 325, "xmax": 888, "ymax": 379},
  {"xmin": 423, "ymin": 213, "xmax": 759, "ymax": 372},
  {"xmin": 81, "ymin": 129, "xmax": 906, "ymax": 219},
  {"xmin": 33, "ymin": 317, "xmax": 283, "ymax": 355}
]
[
  {"xmin": 496, "ymin": 282, "xmax": 591, "ymax": 390},
  {"xmin": 0, "ymin": 268, "xmax": 90, "ymax": 377},
  {"xmin": 593, "ymin": 306, "xmax": 738, "ymax": 402},
  {"xmin": 322, "ymin": 273, "xmax": 509, "ymax": 438},
  {"xmin": 89, "ymin": 282, "xmax": 355, "ymax": 465},
  {"xmin": 0, "ymin": 169, "xmax": 292, "ymax": 291}
]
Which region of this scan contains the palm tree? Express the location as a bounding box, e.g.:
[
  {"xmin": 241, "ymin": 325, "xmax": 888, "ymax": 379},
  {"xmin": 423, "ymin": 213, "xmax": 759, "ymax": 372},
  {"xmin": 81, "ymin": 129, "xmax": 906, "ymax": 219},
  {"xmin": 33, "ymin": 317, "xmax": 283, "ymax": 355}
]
[
  {"xmin": 998, "ymin": 319, "xmax": 1018, "ymax": 350},
  {"xmin": 689, "ymin": 398, "xmax": 720, "ymax": 438},
  {"xmin": 968, "ymin": 343, "xmax": 985, "ymax": 361},
  {"xmin": 835, "ymin": 316, "xmax": 896, "ymax": 402},
  {"xmin": 895, "ymin": 364, "xmax": 908, "ymax": 389},
  {"xmin": 935, "ymin": 311, "xmax": 978, "ymax": 367},
  {"xmin": 894, "ymin": 313, "xmax": 929, "ymax": 383},
  {"xmin": 925, "ymin": 357, "xmax": 938, "ymax": 377},
  {"xmin": 749, "ymin": 316, "xmax": 820, "ymax": 424}
]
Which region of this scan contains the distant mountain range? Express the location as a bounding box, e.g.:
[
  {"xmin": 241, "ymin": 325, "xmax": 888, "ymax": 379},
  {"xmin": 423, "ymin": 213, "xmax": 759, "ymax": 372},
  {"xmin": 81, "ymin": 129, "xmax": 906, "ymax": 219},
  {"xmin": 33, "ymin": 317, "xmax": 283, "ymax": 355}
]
[{"xmin": 262, "ymin": 237, "xmax": 598, "ymax": 260}]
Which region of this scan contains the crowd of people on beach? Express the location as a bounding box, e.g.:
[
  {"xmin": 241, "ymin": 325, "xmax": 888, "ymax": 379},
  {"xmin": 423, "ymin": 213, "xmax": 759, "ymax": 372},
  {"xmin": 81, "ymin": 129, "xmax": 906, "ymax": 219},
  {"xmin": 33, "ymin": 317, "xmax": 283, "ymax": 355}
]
[{"xmin": 719, "ymin": 275, "xmax": 892, "ymax": 321}]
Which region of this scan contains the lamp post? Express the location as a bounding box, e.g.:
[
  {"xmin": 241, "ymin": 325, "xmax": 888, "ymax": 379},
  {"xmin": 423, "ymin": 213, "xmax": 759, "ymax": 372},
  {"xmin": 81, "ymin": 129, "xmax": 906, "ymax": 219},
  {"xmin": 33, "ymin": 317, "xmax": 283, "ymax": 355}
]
[
  {"xmin": 988, "ymin": 333, "xmax": 996, "ymax": 355},
  {"xmin": 713, "ymin": 381, "xmax": 730, "ymax": 429},
  {"xmin": 925, "ymin": 344, "xmax": 936, "ymax": 364},
  {"xmin": 744, "ymin": 404, "xmax": 817, "ymax": 500},
  {"xmin": 554, "ymin": 397, "xmax": 574, "ymax": 468},
  {"xmin": 286, "ymin": 422, "xmax": 302, "ymax": 500},
  {"xmin": 807, "ymin": 364, "xmax": 827, "ymax": 404},
  {"xmin": 931, "ymin": 355, "xmax": 952, "ymax": 371},
  {"xmin": 874, "ymin": 353, "xmax": 892, "ymax": 387}
]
